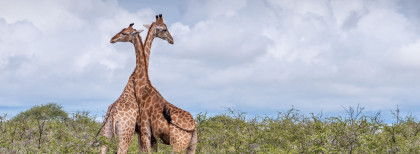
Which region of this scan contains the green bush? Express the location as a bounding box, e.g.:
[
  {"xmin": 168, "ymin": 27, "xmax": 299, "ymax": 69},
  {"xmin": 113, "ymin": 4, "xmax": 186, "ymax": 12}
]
[
  {"xmin": 0, "ymin": 103, "xmax": 104, "ymax": 153},
  {"xmin": 0, "ymin": 103, "xmax": 419, "ymax": 153}
]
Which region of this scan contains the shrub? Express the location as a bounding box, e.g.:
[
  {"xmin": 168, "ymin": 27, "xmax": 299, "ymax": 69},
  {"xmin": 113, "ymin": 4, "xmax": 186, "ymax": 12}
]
[{"xmin": 0, "ymin": 103, "xmax": 419, "ymax": 153}]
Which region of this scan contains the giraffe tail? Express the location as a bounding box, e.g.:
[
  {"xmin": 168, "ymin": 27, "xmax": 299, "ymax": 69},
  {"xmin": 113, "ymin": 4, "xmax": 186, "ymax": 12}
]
[
  {"xmin": 163, "ymin": 103, "xmax": 172, "ymax": 123},
  {"xmin": 162, "ymin": 103, "xmax": 195, "ymax": 132}
]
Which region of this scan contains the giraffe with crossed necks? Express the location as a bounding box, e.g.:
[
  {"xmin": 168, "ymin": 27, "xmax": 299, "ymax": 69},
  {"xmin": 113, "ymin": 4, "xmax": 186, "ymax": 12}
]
[{"xmin": 101, "ymin": 14, "xmax": 197, "ymax": 154}]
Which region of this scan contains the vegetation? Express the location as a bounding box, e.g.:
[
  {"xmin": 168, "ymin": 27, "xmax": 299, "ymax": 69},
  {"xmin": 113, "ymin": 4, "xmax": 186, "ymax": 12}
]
[
  {"xmin": 1, "ymin": 103, "xmax": 419, "ymax": 153},
  {"xmin": 0, "ymin": 103, "xmax": 104, "ymax": 153}
]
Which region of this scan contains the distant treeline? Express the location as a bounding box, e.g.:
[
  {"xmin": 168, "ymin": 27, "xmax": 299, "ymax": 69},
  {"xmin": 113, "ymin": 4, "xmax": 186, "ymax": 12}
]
[{"xmin": 0, "ymin": 103, "xmax": 419, "ymax": 153}]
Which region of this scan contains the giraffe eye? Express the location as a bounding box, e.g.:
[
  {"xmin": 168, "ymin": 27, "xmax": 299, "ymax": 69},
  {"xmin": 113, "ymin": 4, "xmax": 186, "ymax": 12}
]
[
  {"xmin": 122, "ymin": 32, "xmax": 127, "ymax": 35},
  {"xmin": 163, "ymin": 29, "xmax": 167, "ymax": 32}
]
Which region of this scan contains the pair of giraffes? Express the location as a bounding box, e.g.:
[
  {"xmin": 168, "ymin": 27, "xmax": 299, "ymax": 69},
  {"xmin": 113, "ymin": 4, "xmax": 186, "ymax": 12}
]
[{"xmin": 100, "ymin": 14, "xmax": 197, "ymax": 154}]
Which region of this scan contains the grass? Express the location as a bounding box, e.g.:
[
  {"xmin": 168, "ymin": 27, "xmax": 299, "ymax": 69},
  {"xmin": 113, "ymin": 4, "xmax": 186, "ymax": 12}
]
[{"xmin": 0, "ymin": 103, "xmax": 419, "ymax": 153}]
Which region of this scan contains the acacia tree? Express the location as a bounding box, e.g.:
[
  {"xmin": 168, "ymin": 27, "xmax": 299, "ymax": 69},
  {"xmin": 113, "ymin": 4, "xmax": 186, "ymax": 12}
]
[{"xmin": 8, "ymin": 103, "xmax": 68, "ymax": 152}]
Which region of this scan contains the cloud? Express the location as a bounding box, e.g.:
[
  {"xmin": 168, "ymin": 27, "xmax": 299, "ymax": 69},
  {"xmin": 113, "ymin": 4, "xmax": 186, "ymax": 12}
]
[
  {"xmin": 391, "ymin": 39, "xmax": 420, "ymax": 68},
  {"xmin": 1, "ymin": 0, "xmax": 420, "ymax": 118},
  {"xmin": 0, "ymin": 0, "xmax": 156, "ymax": 111},
  {"xmin": 148, "ymin": 0, "xmax": 420, "ymax": 114}
]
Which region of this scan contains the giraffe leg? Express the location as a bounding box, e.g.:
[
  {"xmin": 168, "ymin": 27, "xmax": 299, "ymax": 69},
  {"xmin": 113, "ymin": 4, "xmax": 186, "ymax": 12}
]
[
  {"xmin": 116, "ymin": 119, "xmax": 136, "ymax": 154},
  {"xmin": 186, "ymin": 129, "xmax": 197, "ymax": 154},
  {"xmin": 139, "ymin": 132, "xmax": 152, "ymax": 153},
  {"xmin": 151, "ymin": 136, "xmax": 158, "ymax": 152},
  {"xmin": 135, "ymin": 125, "xmax": 156, "ymax": 154},
  {"xmin": 100, "ymin": 117, "xmax": 113, "ymax": 154},
  {"xmin": 136, "ymin": 126, "xmax": 142, "ymax": 154},
  {"xmin": 139, "ymin": 120, "xmax": 152, "ymax": 153}
]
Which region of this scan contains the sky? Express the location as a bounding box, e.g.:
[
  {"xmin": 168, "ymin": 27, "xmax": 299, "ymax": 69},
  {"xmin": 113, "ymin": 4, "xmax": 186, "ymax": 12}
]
[{"xmin": 1, "ymin": 0, "xmax": 420, "ymax": 120}]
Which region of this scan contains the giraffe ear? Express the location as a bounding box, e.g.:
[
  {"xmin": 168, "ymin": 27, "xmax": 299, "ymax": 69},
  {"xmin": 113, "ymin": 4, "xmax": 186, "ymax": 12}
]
[
  {"xmin": 135, "ymin": 29, "xmax": 144, "ymax": 34},
  {"xmin": 131, "ymin": 30, "xmax": 141, "ymax": 35},
  {"xmin": 143, "ymin": 24, "xmax": 151, "ymax": 29}
]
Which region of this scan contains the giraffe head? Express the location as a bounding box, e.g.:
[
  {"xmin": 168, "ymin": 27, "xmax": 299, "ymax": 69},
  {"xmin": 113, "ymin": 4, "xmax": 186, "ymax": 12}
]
[
  {"xmin": 110, "ymin": 23, "xmax": 144, "ymax": 43},
  {"xmin": 144, "ymin": 14, "xmax": 174, "ymax": 44}
]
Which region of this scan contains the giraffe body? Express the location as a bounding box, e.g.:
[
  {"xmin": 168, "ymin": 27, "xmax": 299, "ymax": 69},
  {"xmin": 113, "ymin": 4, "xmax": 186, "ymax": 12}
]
[
  {"xmin": 135, "ymin": 82, "xmax": 196, "ymax": 151},
  {"xmin": 100, "ymin": 24, "xmax": 145, "ymax": 154},
  {"xmin": 135, "ymin": 14, "xmax": 197, "ymax": 153}
]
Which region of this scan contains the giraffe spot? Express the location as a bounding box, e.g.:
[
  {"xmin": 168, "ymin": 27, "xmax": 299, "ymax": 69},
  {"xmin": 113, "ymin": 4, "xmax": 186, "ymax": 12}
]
[
  {"xmin": 142, "ymin": 93, "xmax": 148, "ymax": 100},
  {"xmin": 146, "ymin": 96, "xmax": 151, "ymax": 102}
]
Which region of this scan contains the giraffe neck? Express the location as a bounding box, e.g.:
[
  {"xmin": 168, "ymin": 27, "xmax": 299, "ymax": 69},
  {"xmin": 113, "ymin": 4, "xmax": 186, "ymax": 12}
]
[
  {"xmin": 132, "ymin": 34, "xmax": 147, "ymax": 79},
  {"xmin": 143, "ymin": 22, "xmax": 157, "ymax": 71}
]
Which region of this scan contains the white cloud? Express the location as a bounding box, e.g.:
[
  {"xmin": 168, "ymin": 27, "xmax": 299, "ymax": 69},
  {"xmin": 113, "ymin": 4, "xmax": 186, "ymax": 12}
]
[
  {"xmin": 0, "ymin": 0, "xmax": 156, "ymax": 110},
  {"xmin": 149, "ymin": 0, "xmax": 420, "ymax": 114},
  {"xmin": 1, "ymin": 0, "xmax": 420, "ymax": 118},
  {"xmin": 392, "ymin": 39, "xmax": 420, "ymax": 68}
]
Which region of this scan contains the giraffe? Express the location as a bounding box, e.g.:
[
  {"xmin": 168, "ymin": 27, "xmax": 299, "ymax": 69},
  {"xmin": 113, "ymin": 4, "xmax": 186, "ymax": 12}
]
[
  {"xmin": 100, "ymin": 23, "xmax": 145, "ymax": 154},
  {"xmin": 134, "ymin": 14, "xmax": 197, "ymax": 153}
]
